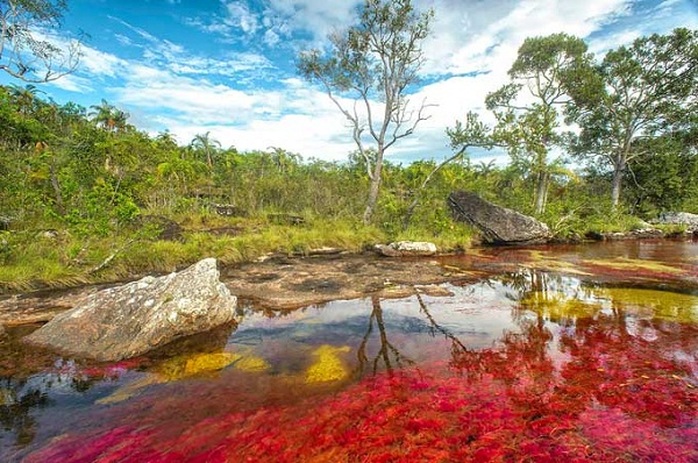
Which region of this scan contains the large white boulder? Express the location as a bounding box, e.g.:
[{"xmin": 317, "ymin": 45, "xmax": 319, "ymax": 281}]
[{"xmin": 24, "ymin": 258, "xmax": 237, "ymax": 361}]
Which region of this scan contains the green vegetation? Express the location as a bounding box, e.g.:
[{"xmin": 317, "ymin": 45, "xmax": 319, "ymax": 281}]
[
  {"xmin": 298, "ymin": 0, "xmax": 434, "ymax": 224},
  {"xmin": 485, "ymin": 33, "xmax": 589, "ymax": 214},
  {"xmin": 0, "ymin": 1, "xmax": 696, "ymax": 293},
  {"xmin": 0, "ymin": 81, "xmax": 480, "ymax": 292}
]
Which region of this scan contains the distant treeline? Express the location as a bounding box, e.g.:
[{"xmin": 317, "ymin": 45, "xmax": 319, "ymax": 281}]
[{"xmin": 0, "ymin": 80, "xmax": 696, "ymax": 240}]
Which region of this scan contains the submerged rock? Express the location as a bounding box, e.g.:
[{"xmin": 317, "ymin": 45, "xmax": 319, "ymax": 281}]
[
  {"xmin": 24, "ymin": 258, "xmax": 237, "ymax": 361},
  {"xmin": 375, "ymin": 241, "xmax": 438, "ymax": 257},
  {"xmin": 448, "ymin": 191, "xmax": 551, "ymax": 245}
]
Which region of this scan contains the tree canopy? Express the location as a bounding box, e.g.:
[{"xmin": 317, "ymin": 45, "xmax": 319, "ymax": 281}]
[
  {"xmin": 0, "ymin": 0, "xmax": 81, "ymax": 82},
  {"xmin": 485, "ymin": 33, "xmax": 590, "ymax": 214},
  {"xmin": 566, "ymin": 27, "xmax": 698, "ymax": 208},
  {"xmin": 298, "ymin": 0, "xmax": 434, "ymax": 224}
]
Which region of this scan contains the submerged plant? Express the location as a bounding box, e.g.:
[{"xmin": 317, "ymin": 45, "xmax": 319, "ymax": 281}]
[{"xmin": 25, "ymin": 310, "xmax": 697, "ymax": 463}]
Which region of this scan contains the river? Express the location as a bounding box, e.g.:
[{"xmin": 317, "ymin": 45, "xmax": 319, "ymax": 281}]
[{"xmin": 1, "ymin": 240, "xmax": 697, "ymax": 462}]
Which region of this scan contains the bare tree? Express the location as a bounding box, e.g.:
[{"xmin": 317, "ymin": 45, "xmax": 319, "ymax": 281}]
[
  {"xmin": 0, "ymin": 0, "xmax": 81, "ymax": 82},
  {"xmin": 298, "ymin": 0, "xmax": 433, "ymax": 224}
]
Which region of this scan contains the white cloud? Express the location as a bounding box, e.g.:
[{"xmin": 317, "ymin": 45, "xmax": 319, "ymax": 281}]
[
  {"xmin": 264, "ymin": 0, "xmax": 363, "ymax": 42},
  {"xmin": 223, "ymin": 2, "xmax": 260, "ymax": 35},
  {"xmin": 420, "ymin": 0, "xmax": 633, "ymax": 77},
  {"xmin": 46, "ymin": 73, "xmax": 93, "ymax": 92},
  {"xmin": 38, "ymin": 0, "xmax": 694, "ymax": 166}
]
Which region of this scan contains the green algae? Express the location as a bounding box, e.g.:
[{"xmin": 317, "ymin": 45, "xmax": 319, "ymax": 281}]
[
  {"xmin": 582, "ymin": 257, "xmax": 683, "ymax": 275},
  {"xmin": 519, "ymin": 291, "xmax": 602, "ymax": 321},
  {"xmin": 596, "ymin": 287, "xmax": 698, "ymax": 323}
]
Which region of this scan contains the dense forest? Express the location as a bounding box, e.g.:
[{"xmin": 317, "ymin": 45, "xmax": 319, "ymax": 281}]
[{"xmin": 0, "ymin": 0, "xmax": 696, "ymax": 291}]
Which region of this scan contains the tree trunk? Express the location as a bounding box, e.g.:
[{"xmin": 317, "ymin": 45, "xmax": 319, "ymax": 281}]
[
  {"xmin": 611, "ymin": 157, "xmax": 626, "ymax": 209},
  {"xmin": 534, "ymin": 171, "xmax": 548, "ymax": 215},
  {"xmin": 363, "ymin": 151, "xmax": 384, "ymax": 224}
]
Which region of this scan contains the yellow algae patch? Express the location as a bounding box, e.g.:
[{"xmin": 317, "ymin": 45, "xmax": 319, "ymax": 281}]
[
  {"xmin": 184, "ymin": 352, "xmax": 240, "ymax": 376},
  {"xmin": 234, "ymin": 355, "xmax": 271, "ymax": 372},
  {"xmin": 305, "ymin": 345, "xmax": 351, "ymax": 384},
  {"xmin": 595, "ymin": 288, "xmax": 698, "ymax": 323},
  {"xmin": 519, "ymin": 291, "xmax": 602, "ymax": 320},
  {"xmin": 441, "ymin": 265, "xmax": 484, "ymax": 278},
  {"xmin": 583, "ymin": 257, "xmax": 683, "ymax": 275},
  {"xmin": 0, "ymin": 388, "xmax": 13, "ymax": 406},
  {"xmin": 97, "ymin": 376, "xmax": 159, "ymax": 405},
  {"xmin": 96, "ymin": 350, "xmax": 270, "ymax": 406}
]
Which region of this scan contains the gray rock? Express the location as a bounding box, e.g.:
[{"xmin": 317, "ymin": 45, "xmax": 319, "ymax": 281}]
[
  {"xmin": 375, "ymin": 241, "xmax": 438, "ymax": 257},
  {"xmin": 24, "ymin": 258, "xmax": 237, "ymax": 361},
  {"xmin": 448, "ymin": 191, "xmax": 551, "ymax": 245},
  {"xmin": 656, "ymin": 212, "xmax": 698, "ymax": 232},
  {"xmin": 0, "ymin": 324, "xmax": 5, "ymax": 339}
]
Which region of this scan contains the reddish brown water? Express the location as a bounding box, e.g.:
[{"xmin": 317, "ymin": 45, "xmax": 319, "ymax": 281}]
[{"xmin": 1, "ymin": 240, "xmax": 697, "ymax": 462}]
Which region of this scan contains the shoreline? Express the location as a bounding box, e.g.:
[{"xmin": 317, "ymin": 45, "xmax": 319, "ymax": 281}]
[{"xmin": 1, "ymin": 233, "xmax": 695, "ymax": 328}]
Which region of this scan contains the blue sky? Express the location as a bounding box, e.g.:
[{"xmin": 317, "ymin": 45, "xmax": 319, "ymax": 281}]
[{"xmin": 4, "ymin": 0, "xmax": 697, "ymax": 164}]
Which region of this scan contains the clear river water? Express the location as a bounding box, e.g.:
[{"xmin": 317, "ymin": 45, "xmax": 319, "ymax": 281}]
[{"xmin": 1, "ymin": 240, "xmax": 697, "ymax": 462}]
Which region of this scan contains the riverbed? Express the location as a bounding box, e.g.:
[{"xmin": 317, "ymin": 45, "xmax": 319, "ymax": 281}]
[{"xmin": 1, "ymin": 240, "xmax": 697, "ymax": 462}]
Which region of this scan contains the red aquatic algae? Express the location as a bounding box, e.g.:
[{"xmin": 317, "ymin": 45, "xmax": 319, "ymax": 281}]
[{"xmin": 26, "ymin": 318, "xmax": 697, "ymax": 463}]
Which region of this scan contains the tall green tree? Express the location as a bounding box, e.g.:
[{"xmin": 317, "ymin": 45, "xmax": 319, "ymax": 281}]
[
  {"xmin": 0, "ymin": 0, "xmax": 81, "ymax": 82},
  {"xmin": 190, "ymin": 131, "xmax": 221, "ymax": 168},
  {"xmin": 486, "ymin": 33, "xmax": 590, "ymax": 214},
  {"xmin": 298, "ymin": 0, "xmax": 433, "ymax": 224},
  {"xmin": 89, "ymin": 99, "xmax": 130, "ymax": 133},
  {"xmin": 566, "ymin": 28, "xmax": 698, "ymax": 209}
]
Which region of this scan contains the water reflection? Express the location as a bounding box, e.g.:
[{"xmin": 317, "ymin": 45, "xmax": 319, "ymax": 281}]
[
  {"xmin": 20, "ymin": 268, "xmax": 698, "ymax": 463},
  {"xmin": 0, "ymin": 322, "xmax": 237, "ymax": 455},
  {"xmin": 1, "ymin": 241, "xmax": 697, "ymax": 462},
  {"xmin": 0, "ymin": 378, "xmax": 50, "ymax": 448},
  {"xmin": 355, "ymin": 296, "xmax": 415, "ymax": 376}
]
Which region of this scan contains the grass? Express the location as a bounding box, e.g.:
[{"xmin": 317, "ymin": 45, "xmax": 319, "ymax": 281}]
[
  {"xmin": 0, "ymin": 215, "xmax": 422, "ymax": 293},
  {"xmin": 0, "ymin": 206, "xmax": 670, "ymax": 294}
]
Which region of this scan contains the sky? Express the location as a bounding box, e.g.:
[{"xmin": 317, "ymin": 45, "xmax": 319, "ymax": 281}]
[{"xmin": 3, "ymin": 0, "xmax": 697, "ymax": 165}]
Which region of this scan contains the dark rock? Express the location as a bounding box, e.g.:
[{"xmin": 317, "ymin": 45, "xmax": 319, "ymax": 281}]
[
  {"xmin": 603, "ymin": 229, "xmax": 664, "ymax": 240},
  {"xmin": 24, "ymin": 258, "xmax": 238, "ymax": 361},
  {"xmin": 585, "ymin": 231, "xmax": 604, "ymax": 241},
  {"xmin": 136, "ymin": 215, "xmax": 183, "ymax": 241},
  {"xmin": 375, "ymin": 241, "xmax": 438, "ymax": 257},
  {"xmin": 448, "ymin": 191, "xmax": 551, "ymax": 245}
]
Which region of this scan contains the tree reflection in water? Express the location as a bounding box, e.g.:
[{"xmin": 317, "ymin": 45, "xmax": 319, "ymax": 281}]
[
  {"xmin": 354, "ymin": 296, "xmax": 415, "ymax": 377},
  {"xmin": 17, "ymin": 270, "xmax": 698, "ymax": 462},
  {"xmin": 0, "ymin": 378, "xmax": 50, "ymax": 448}
]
